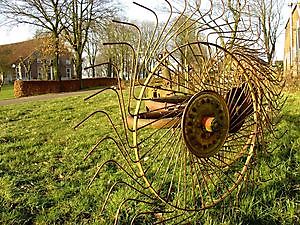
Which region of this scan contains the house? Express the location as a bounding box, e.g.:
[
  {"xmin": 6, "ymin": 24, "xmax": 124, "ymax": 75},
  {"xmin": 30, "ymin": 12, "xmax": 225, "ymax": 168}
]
[
  {"xmin": 284, "ymin": 2, "xmax": 300, "ymax": 77},
  {"xmin": 0, "ymin": 38, "xmax": 74, "ymax": 84}
]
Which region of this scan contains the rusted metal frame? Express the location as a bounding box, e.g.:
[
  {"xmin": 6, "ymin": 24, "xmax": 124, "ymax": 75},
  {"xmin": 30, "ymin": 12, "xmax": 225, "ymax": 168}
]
[{"xmin": 135, "ymin": 106, "xmax": 183, "ymax": 131}]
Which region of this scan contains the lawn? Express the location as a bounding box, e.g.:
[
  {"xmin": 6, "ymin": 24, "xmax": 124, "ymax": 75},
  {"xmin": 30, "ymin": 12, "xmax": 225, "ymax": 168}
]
[
  {"xmin": 0, "ymin": 89, "xmax": 299, "ymax": 224},
  {"xmin": 0, "ymin": 84, "xmax": 14, "ymax": 100}
]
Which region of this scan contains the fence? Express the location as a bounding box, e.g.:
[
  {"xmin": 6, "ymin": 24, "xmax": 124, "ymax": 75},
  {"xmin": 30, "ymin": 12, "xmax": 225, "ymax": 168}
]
[{"xmin": 14, "ymin": 78, "xmax": 118, "ymax": 97}]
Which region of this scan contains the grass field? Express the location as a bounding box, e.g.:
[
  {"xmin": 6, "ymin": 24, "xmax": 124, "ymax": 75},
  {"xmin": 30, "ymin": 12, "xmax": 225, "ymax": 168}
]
[
  {"xmin": 0, "ymin": 84, "xmax": 14, "ymax": 100},
  {"xmin": 0, "ymin": 89, "xmax": 299, "ymax": 224}
]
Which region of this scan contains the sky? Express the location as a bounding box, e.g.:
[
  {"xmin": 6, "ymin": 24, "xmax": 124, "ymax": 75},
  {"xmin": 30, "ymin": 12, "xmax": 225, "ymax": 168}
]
[{"xmin": 0, "ymin": 0, "xmax": 291, "ymax": 60}]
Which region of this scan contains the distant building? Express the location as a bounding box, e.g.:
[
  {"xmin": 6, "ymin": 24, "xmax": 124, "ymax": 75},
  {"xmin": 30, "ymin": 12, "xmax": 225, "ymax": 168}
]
[
  {"xmin": 0, "ymin": 38, "xmax": 74, "ymax": 83},
  {"xmin": 284, "ymin": 3, "xmax": 300, "ymax": 77}
]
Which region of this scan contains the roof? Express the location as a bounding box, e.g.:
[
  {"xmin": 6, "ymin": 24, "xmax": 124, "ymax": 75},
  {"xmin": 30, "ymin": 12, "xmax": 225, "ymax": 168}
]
[{"xmin": 0, "ymin": 38, "xmax": 44, "ymax": 67}]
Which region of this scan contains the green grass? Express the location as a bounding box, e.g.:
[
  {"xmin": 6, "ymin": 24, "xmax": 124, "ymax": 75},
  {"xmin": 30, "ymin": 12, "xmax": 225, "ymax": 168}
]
[
  {"xmin": 0, "ymin": 90, "xmax": 299, "ymax": 224},
  {"xmin": 0, "ymin": 84, "xmax": 14, "ymax": 100}
]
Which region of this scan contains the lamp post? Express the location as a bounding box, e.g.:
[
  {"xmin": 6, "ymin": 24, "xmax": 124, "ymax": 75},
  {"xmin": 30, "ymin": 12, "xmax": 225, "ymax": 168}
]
[{"xmin": 11, "ymin": 63, "xmax": 18, "ymax": 80}]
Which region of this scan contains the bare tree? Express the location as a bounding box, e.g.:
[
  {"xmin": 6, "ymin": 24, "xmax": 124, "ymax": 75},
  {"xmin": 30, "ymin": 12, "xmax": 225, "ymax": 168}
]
[
  {"xmin": 62, "ymin": 0, "xmax": 118, "ymax": 87},
  {"xmin": 210, "ymin": 0, "xmax": 283, "ymax": 63},
  {"xmin": 249, "ymin": 0, "xmax": 284, "ymax": 64},
  {"xmin": 0, "ymin": 0, "xmax": 67, "ymax": 80}
]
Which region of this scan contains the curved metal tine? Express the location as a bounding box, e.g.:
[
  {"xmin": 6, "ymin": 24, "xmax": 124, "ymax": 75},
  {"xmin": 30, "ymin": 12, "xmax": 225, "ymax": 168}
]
[
  {"xmin": 168, "ymin": 2, "xmax": 201, "ymax": 49},
  {"xmin": 83, "ymin": 136, "xmax": 140, "ymax": 177},
  {"xmin": 114, "ymin": 198, "xmax": 164, "ymax": 225},
  {"xmin": 141, "ymin": 0, "xmax": 176, "ymax": 59},
  {"xmin": 133, "ymin": 1, "xmax": 173, "ymax": 87},
  {"xmin": 90, "ymin": 160, "xmax": 154, "ymax": 202},
  {"xmin": 132, "ymin": 1, "xmax": 159, "ymax": 71},
  {"xmin": 154, "ymin": 210, "xmax": 205, "ymax": 225},
  {"xmin": 130, "ymin": 210, "xmax": 176, "ymax": 225},
  {"xmin": 196, "ymin": 0, "xmax": 226, "ymax": 40},
  {"xmin": 103, "ymin": 40, "xmax": 140, "ymax": 109},
  {"xmin": 83, "ymin": 85, "xmax": 138, "ymax": 149},
  {"xmin": 103, "ymin": 21, "xmax": 141, "ymax": 115},
  {"xmin": 150, "ymin": 54, "xmax": 199, "ymax": 93},
  {"xmin": 102, "ymin": 186, "xmax": 157, "ymax": 223},
  {"xmin": 153, "ymin": 210, "xmax": 202, "ymax": 225},
  {"xmin": 173, "ymin": 4, "xmax": 202, "ymax": 43},
  {"xmin": 74, "ymin": 110, "xmax": 136, "ymax": 162}
]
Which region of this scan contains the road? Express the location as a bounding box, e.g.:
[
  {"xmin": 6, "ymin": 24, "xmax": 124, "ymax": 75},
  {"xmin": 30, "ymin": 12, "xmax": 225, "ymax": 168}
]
[{"xmin": 0, "ymin": 89, "xmax": 99, "ymax": 106}]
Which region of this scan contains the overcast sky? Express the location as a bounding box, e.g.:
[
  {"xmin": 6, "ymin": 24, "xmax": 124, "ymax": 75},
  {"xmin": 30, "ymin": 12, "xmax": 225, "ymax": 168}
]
[{"xmin": 0, "ymin": 0, "xmax": 290, "ymax": 60}]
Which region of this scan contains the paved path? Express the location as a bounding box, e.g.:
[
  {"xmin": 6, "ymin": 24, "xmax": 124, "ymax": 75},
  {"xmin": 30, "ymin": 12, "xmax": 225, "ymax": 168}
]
[{"xmin": 0, "ymin": 89, "xmax": 99, "ymax": 106}]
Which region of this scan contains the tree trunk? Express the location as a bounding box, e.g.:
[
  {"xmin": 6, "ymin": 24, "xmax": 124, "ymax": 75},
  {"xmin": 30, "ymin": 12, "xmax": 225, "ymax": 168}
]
[
  {"xmin": 75, "ymin": 52, "xmax": 83, "ymax": 89},
  {"xmin": 53, "ymin": 35, "xmax": 60, "ymax": 81}
]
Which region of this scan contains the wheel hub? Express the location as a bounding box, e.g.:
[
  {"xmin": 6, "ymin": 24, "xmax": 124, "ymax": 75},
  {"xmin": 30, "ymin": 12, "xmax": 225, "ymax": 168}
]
[{"xmin": 182, "ymin": 90, "xmax": 230, "ymax": 158}]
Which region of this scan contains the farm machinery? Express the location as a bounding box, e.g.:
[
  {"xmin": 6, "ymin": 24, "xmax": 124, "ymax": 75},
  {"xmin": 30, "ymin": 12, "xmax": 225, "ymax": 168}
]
[{"xmin": 76, "ymin": 0, "xmax": 285, "ymax": 223}]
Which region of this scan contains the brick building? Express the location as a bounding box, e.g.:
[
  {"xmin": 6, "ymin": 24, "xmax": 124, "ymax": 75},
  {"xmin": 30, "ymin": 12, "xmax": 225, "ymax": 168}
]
[{"xmin": 0, "ymin": 38, "xmax": 74, "ymax": 83}]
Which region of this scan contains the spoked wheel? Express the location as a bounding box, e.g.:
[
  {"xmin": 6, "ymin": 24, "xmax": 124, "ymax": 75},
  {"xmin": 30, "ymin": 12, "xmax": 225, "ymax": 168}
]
[{"xmin": 131, "ymin": 42, "xmax": 258, "ymax": 210}]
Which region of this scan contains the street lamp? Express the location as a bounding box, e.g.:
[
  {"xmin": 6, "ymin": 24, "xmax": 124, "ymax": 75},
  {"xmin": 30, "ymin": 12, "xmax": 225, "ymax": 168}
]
[{"xmin": 11, "ymin": 63, "xmax": 18, "ymax": 80}]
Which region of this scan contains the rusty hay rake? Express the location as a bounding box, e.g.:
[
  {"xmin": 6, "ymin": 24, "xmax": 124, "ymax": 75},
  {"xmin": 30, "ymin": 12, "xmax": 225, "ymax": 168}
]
[{"xmin": 75, "ymin": 0, "xmax": 285, "ymax": 223}]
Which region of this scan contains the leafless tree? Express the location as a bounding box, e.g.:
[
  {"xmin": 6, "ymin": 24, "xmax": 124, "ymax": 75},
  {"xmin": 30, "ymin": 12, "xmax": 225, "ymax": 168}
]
[
  {"xmin": 249, "ymin": 0, "xmax": 284, "ymax": 64},
  {"xmin": 62, "ymin": 0, "xmax": 118, "ymax": 87}
]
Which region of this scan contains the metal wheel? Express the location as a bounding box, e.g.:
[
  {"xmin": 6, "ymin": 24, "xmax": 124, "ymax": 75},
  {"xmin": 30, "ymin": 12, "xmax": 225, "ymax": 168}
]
[
  {"xmin": 130, "ymin": 42, "xmax": 258, "ymax": 210},
  {"xmin": 77, "ymin": 0, "xmax": 285, "ymax": 222}
]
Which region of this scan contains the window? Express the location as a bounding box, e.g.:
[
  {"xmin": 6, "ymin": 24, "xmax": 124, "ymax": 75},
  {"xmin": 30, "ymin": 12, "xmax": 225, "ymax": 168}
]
[
  {"xmin": 66, "ymin": 59, "xmax": 71, "ymax": 65},
  {"xmin": 66, "ymin": 68, "xmax": 71, "ymax": 78},
  {"xmin": 38, "ymin": 67, "xmax": 42, "ymax": 79}
]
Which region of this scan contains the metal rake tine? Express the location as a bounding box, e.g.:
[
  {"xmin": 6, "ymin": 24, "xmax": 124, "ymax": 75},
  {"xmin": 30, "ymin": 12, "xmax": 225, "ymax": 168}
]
[{"xmin": 83, "ymin": 136, "xmax": 116, "ymax": 161}]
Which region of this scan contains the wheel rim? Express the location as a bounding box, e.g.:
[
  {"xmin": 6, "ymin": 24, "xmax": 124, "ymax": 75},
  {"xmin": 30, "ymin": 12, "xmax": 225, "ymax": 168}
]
[{"xmin": 132, "ymin": 42, "xmax": 258, "ymax": 210}]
